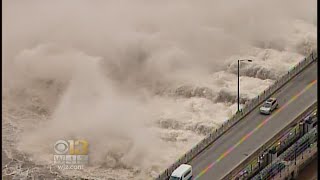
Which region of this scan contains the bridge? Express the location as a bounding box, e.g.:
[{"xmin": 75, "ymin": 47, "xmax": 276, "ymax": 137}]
[
  {"xmin": 222, "ymin": 102, "xmax": 317, "ymax": 179},
  {"xmin": 156, "ymin": 52, "xmax": 317, "ymax": 180}
]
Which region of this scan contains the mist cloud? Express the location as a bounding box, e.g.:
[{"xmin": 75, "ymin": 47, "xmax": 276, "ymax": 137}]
[{"xmin": 2, "ymin": 0, "xmax": 316, "ymax": 179}]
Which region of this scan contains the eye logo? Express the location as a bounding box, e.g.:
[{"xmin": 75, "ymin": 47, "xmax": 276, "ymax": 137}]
[
  {"xmin": 54, "ymin": 140, "xmax": 89, "ymax": 155},
  {"xmin": 54, "ymin": 140, "xmax": 69, "ymax": 154},
  {"xmin": 53, "ymin": 139, "xmax": 89, "ymax": 165}
]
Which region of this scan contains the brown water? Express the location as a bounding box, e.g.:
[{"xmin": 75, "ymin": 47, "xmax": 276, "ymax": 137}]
[{"xmin": 2, "ymin": 0, "xmax": 317, "ymax": 179}]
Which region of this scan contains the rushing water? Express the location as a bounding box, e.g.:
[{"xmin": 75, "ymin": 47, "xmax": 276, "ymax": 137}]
[{"xmin": 2, "ymin": 0, "xmax": 317, "ymax": 179}]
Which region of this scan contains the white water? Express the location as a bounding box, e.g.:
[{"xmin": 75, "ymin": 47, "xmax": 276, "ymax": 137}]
[{"xmin": 2, "ymin": 0, "xmax": 316, "ymax": 179}]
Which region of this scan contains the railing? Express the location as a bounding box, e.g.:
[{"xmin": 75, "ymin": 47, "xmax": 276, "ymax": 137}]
[
  {"xmin": 272, "ymin": 142, "xmax": 317, "ymax": 180},
  {"xmin": 155, "ymin": 51, "xmax": 317, "ymax": 180},
  {"xmin": 252, "ymin": 128, "xmax": 318, "ymax": 180}
]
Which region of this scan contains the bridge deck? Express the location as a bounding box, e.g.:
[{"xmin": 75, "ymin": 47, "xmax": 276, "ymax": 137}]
[{"xmin": 190, "ymin": 61, "xmax": 317, "ymax": 180}]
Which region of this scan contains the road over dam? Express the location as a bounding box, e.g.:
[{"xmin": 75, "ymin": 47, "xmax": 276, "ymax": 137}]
[{"xmin": 190, "ymin": 60, "xmax": 317, "ymax": 180}]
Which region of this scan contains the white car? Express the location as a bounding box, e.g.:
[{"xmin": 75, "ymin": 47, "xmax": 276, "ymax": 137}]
[
  {"xmin": 260, "ymin": 98, "xmax": 279, "ymax": 115},
  {"xmin": 170, "ymin": 164, "xmax": 192, "ymax": 180}
]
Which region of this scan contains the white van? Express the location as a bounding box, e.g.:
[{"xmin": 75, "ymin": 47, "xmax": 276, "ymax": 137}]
[{"xmin": 169, "ymin": 164, "xmax": 193, "ymax": 180}]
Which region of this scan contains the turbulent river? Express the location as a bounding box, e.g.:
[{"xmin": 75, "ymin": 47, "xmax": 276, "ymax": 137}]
[{"xmin": 2, "ymin": 0, "xmax": 317, "ymax": 179}]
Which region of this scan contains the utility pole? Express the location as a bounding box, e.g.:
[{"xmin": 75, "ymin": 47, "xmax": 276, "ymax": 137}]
[
  {"xmin": 237, "ymin": 59, "xmax": 253, "ymax": 112},
  {"xmin": 238, "ymin": 60, "xmax": 240, "ymax": 112}
]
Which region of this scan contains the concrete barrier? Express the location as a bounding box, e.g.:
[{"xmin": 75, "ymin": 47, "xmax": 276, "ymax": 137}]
[{"xmin": 156, "ymin": 51, "xmax": 317, "ymax": 180}]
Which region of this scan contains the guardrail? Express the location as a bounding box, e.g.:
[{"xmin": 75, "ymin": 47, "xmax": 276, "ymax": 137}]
[
  {"xmin": 221, "ymin": 101, "xmax": 317, "ymax": 180},
  {"xmin": 273, "ymin": 142, "xmax": 317, "ymax": 180},
  {"xmin": 155, "ymin": 51, "xmax": 317, "ymax": 180},
  {"xmin": 252, "ymin": 128, "xmax": 318, "ymax": 180}
]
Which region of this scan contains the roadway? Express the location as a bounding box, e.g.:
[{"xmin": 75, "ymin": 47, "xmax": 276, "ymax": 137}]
[{"xmin": 190, "ymin": 60, "xmax": 317, "ymax": 180}]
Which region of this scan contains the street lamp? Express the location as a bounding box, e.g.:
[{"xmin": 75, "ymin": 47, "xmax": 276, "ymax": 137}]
[{"xmin": 237, "ymin": 59, "xmax": 253, "ymax": 112}]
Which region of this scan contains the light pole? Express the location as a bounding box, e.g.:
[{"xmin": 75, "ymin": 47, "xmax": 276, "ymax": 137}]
[{"xmin": 237, "ymin": 59, "xmax": 253, "ymax": 112}]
